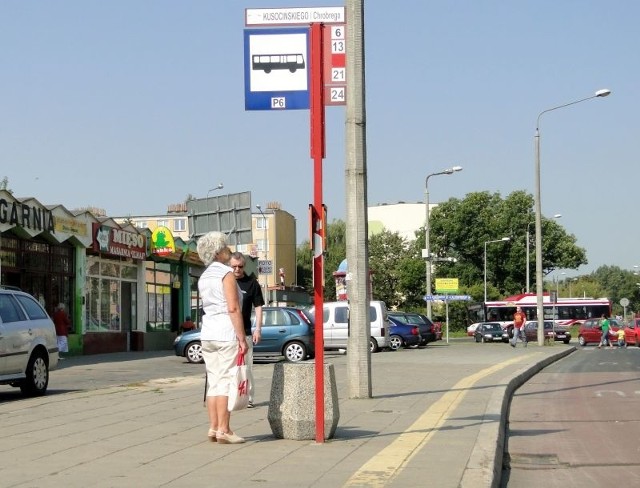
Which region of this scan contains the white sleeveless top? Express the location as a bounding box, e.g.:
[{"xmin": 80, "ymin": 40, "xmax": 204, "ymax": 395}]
[{"xmin": 198, "ymin": 262, "xmax": 243, "ymax": 342}]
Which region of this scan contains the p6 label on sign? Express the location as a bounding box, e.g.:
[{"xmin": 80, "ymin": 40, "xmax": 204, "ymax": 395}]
[{"xmin": 271, "ymin": 97, "xmax": 286, "ymax": 109}]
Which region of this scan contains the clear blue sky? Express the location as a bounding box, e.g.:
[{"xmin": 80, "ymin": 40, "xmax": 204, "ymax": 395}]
[{"xmin": 1, "ymin": 1, "xmax": 637, "ymax": 277}]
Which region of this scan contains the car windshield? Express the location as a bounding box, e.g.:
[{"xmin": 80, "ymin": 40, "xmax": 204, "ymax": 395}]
[{"xmin": 484, "ymin": 324, "xmax": 502, "ymax": 331}]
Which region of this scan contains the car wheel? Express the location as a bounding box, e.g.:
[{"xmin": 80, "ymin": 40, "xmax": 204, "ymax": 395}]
[
  {"xmin": 185, "ymin": 342, "xmax": 203, "ymax": 363},
  {"xmin": 20, "ymin": 350, "xmax": 49, "ymax": 397},
  {"xmin": 578, "ymin": 336, "xmax": 586, "ymax": 347},
  {"xmin": 563, "ymin": 339, "xmax": 570, "ymax": 344},
  {"xmin": 389, "ymin": 335, "xmax": 403, "ymax": 351},
  {"xmin": 370, "ymin": 337, "xmax": 379, "ymax": 353},
  {"xmin": 284, "ymin": 341, "xmax": 307, "ymax": 362}
]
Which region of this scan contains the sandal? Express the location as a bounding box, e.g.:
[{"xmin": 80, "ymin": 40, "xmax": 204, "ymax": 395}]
[{"xmin": 216, "ymin": 431, "xmax": 245, "ymax": 444}]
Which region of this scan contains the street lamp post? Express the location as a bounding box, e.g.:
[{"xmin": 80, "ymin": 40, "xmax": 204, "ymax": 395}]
[
  {"xmin": 569, "ymin": 278, "xmax": 577, "ymax": 298},
  {"xmin": 424, "ymin": 166, "xmax": 463, "ymax": 318},
  {"xmin": 484, "ymin": 237, "xmax": 510, "ymax": 303},
  {"xmin": 526, "ymin": 214, "xmax": 561, "ymax": 293},
  {"xmin": 535, "ymin": 88, "xmax": 611, "ymax": 346},
  {"xmin": 256, "ymin": 204, "xmax": 268, "ymax": 297}
]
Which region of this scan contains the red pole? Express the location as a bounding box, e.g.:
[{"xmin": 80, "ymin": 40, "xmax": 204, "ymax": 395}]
[{"xmin": 310, "ymin": 22, "xmax": 325, "ymax": 443}]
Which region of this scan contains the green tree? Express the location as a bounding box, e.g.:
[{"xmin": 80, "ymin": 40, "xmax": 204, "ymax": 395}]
[
  {"xmin": 368, "ymin": 230, "xmax": 409, "ymax": 308},
  {"xmin": 296, "ymin": 219, "xmax": 347, "ymax": 301},
  {"xmin": 426, "ymin": 190, "xmax": 587, "ymax": 298}
]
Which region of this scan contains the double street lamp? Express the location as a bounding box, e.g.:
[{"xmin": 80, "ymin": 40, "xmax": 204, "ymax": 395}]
[
  {"xmin": 256, "ymin": 204, "xmax": 268, "ymax": 290},
  {"xmin": 484, "ymin": 237, "xmax": 510, "ymax": 303},
  {"xmin": 424, "ymin": 166, "xmax": 463, "ymax": 318},
  {"xmin": 526, "ymin": 213, "xmax": 561, "ymax": 293},
  {"xmin": 534, "ymin": 88, "xmax": 611, "ymax": 345}
]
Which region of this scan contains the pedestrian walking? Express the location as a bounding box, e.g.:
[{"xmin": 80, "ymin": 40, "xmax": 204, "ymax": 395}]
[
  {"xmin": 52, "ymin": 303, "xmax": 71, "ymax": 358},
  {"xmin": 597, "ymin": 314, "xmax": 613, "ymax": 349},
  {"xmin": 197, "ymin": 231, "xmax": 248, "ymax": 444},
  {"xmin": 510, "ymin": 306, "xmax": 527, "ymax": 348},
  {"xmin": 229, "ymin": 252, "xmax": 264, "ymax": 408}
]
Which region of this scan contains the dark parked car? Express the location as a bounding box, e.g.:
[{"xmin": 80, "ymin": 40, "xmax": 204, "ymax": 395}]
[
  {"xmin": 474, "ymin": 322, "xmax": 509, "ymax": 343},
  {"xmin": 388, "ymin": 312, "xmax": 435, "ymax": 346},
  {"xmin": 387, "ymin": 315, "xmax": 421, "ymax": 350},
  {"xmin": 578, "ymin": 317, "xmax": 622, "ymax": 347},
  {"xmin": 523, "ymin": 321, "xmax": 571, "ymax": 344},
  {"xmin": 173, "ymin": 306, "xmax": 315, "ymax": 363}
]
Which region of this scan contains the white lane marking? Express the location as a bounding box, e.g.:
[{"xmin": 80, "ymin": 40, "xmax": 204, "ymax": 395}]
[{"xmin": 344, "ymin": 355, "xmax": 530, "ymax": 487}]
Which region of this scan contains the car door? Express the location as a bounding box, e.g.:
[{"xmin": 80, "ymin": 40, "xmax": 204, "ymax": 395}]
[
  {"xmin": 330, "ymin": 305, "xmax": 349, "ymax": 348},
  {"xmin": 624, "ymin": 319, "xmax": 638, "ymax": 345},
  {"xmin": 254, "ymin": 308, "xmax": 291, "ymax": 354},
  {"xmin": 586, "ymin": 319, "xmax": 601, "ymax": 342},
  {"xmin": 0, "ymin": 322, "xmax": 7, "ymax": 374},
  {"xmin": 0, "ymin": 293, "xmax": 30, "ymax": 375}
]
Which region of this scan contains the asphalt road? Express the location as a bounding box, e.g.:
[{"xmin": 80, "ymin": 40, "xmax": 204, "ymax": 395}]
[{"xmin": 502, "ymin": 344, "xmax": 640, "ymax": 487}]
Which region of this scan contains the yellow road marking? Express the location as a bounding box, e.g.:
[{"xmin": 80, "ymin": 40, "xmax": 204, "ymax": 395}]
[{"xmin": 344, "ymin": 355, "xmax": 532, "ymax": 487}]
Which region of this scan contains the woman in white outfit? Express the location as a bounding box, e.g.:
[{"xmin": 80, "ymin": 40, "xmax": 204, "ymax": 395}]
[{"xmin": 197, "ymin": 232, "xmax": 247, "ymax": 444}]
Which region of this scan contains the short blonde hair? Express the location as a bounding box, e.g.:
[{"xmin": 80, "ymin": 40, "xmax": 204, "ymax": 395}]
[{"xmin": 197, "ymin": 231, "xmax": 229, "ymax": 266}]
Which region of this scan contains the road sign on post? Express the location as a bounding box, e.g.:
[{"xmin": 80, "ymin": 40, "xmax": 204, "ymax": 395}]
[
  {"xmin": 258, "ymin": 260, "xmax": 273, "ymax": 274},
  {"xmin": 244, "ymin": 28, "xmax": 311, "ymax": 110}
]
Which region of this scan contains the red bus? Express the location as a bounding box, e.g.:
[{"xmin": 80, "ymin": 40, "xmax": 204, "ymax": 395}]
[{"xmin": 467, "ymin": 293, "xmax": 611, "ymax": 336}]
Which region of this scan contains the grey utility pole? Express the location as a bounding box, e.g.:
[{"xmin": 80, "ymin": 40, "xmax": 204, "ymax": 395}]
[{"xmin": 345, "ymin": 0, "xmax": 371, "ymax": 398}]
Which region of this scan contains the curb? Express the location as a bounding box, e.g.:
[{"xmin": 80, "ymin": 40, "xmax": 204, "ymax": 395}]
[{"xmin": 460, "ymin": 346, "xmax": 576, "ymax": 488}]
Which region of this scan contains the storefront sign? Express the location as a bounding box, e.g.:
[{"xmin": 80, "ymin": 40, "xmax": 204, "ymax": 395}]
[
  {"xmin": 55, "ymin": 216, "xmax": 88, "ymax": 236},
  {"xmin": 151, "ymin": 226, "xmax": 176, "ymax": 256},
  {"xmin": 93, "ymin": 223, "xmax": 146, "ymax": 259},
  {"xmin": 0, "ymin": 198, "xmax": 55, "ymax": 233}
]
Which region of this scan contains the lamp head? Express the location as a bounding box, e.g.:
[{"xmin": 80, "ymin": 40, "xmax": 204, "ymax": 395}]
[
  {"xmin": 501, "ymin": 237, "xmax": 510, "ymax": 242},
  {"xmin": 216, "ymin": 183, "xmax": 224, "ymax": 190},
  {"xmin": 256, "ymin": 204, "xmax": 261, "ymax": 210},
  {"xmin": 595, "ymin": 89, "xmax": 611, "ymax": 98},
  {"xmin": 451, "ymin": 166, "xmax": 463, "ymax": 172},
  {"xmin": 553, "ymin": 213, "xmax": 562, "ymax": 218}
]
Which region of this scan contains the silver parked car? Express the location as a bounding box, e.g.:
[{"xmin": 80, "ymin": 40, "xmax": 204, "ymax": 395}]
[{"xmin": 0, "ymin": 286, "xmax": 59, "ymax": 396}]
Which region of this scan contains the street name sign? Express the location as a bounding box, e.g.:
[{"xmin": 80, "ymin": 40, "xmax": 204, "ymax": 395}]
[
  {"xmin": 424, "ymin": 294, "xmax": 472, "ymax": 302},
  {"xmin": 245, "ymin": 7, "xmax": 345, "ymax": 26}
]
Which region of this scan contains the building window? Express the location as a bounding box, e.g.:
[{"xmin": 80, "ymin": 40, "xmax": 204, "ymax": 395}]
[
  {"xmin": 256, "ymin": 216, "xmax": 267, "ymax": 230},
  {"xmin": 157, "ymin": 220, "xmax": 168, "ymax": 228},
  {"xmin": 86, "ymin": 256, "xmax": 137, "ymax": 333},
  {"xmin": 174, "ymin": 219, "xmax": 186, "ymax": 231},
  {"xmin": 145, "ymin": 261, "xmax": 172, "ymax": 332},
  {"xmin": 136, "ymin": 221, "xmax": 148, "ymax": 229},
  {"xmin": 257, "ymin": 239, "xmax": 268, "ymax": 253}
]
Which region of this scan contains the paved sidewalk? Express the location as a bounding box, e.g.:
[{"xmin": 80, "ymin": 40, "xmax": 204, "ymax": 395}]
[{"xmin": 0, "ymin": 342, "xmax": 574, "ymax": 488}]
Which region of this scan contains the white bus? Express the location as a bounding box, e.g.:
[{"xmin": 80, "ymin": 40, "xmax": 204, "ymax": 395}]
[{"xmin": 467, "ymin": 293, "xmax": 611, "ymax": 336}]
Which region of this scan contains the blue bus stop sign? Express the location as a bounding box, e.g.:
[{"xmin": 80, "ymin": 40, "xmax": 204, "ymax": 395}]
[{"xmin": 244, "ymin": 28, "xmax": 310, "ymax": 110}]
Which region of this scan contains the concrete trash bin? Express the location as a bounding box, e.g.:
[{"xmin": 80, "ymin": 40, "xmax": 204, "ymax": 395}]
[{"xmin": 268, "ymin": 362, "xmax": 340, "ymax": 440}]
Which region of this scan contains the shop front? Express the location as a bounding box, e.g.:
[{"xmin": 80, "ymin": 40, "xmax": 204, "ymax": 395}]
[
  {"xmin": 85, "ymin": 221, "xmax": 147, "ymax": 354},
  {"xmin": 0, "ymin": 191, "xmax": 93, "ymax": 346},
  {"xmin": 141, "ymin": 226, "xmax": 205, "ymax": 351}
]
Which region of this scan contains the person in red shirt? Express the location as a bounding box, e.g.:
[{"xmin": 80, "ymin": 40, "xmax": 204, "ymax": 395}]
[
  {"xmin": 180, "ymin": 316, "xmax": 196, "ymax": 334},
  {"xmin": 52, "ymin": 303, "xmax": 71, "ymax": 358},
  {"xmin": 510, "ymin": 306, "xmax": 527, "ymax": 348}
]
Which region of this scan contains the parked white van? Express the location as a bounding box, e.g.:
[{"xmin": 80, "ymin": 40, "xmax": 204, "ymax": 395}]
[{"xmin": 308, "ymin": 300, "xmax": 390, "ymax": 352}]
